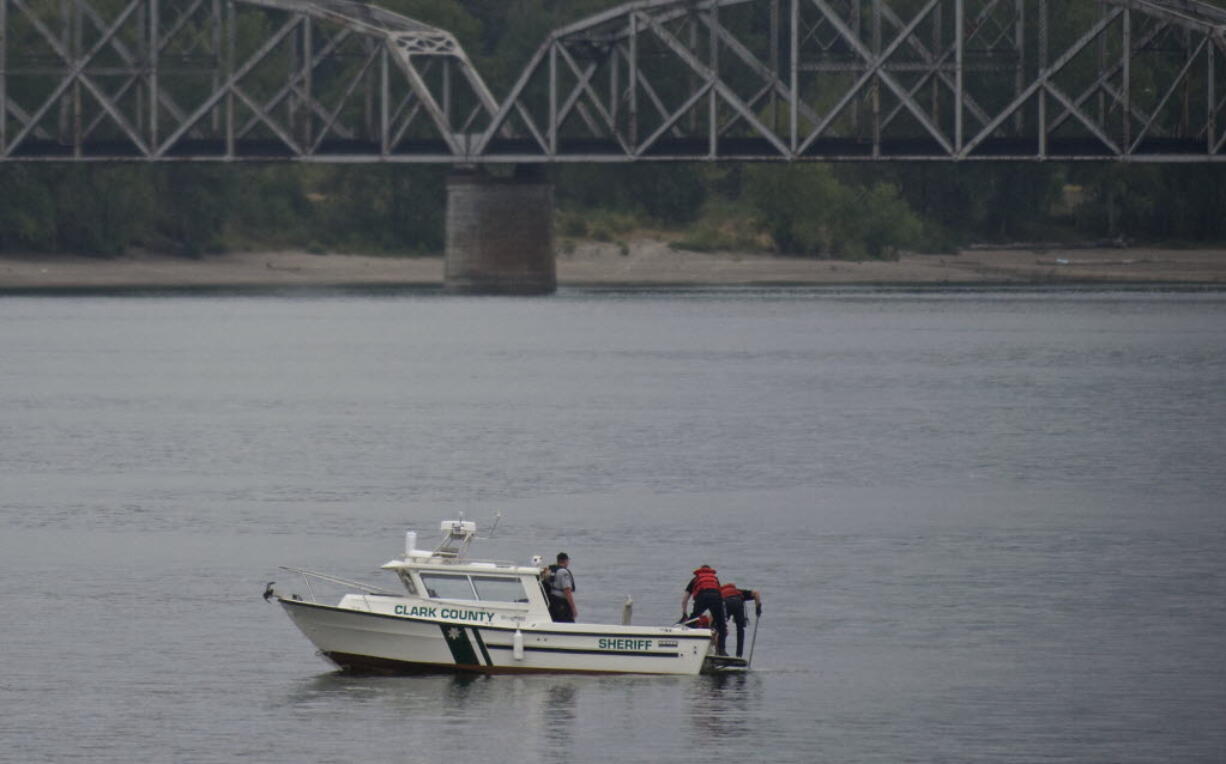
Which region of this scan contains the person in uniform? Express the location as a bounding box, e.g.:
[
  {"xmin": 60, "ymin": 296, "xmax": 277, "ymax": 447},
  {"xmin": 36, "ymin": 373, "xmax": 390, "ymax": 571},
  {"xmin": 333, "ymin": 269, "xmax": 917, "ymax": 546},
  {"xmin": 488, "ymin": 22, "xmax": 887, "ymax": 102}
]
[
  {"xmin": 681, "ymin": 564, "xmax": 728, "ymax": 656},
  {"xmin": 548, "ymin": 552, "xmax": 577, "ymax": 622},
  {"xmin": 720, "ymin": 582, "xmax": 762, "ymax": 658}
]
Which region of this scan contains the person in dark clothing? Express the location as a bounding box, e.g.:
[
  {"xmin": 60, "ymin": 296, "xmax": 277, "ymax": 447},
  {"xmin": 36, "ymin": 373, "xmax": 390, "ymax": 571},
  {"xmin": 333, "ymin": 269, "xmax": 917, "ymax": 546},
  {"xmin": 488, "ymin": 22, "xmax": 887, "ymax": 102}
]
[
  {"xmin": 720, "ymin": 582, "xmax": 762, "ymax": 658},
  {"xmin": 681, "ymin": 564, "xmax": 728, "ymax": 656},
  {"xmin": 547, "ymin": 552, "xmax": 577, "ymax": 622}
]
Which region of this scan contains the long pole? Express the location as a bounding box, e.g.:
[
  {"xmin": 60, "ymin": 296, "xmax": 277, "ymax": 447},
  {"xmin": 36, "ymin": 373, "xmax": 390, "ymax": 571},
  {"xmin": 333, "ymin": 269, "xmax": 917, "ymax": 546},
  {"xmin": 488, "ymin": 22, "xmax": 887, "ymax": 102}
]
[{"xmin": 746, "ymin": 612, "xmax": 761, "ymax": 668}]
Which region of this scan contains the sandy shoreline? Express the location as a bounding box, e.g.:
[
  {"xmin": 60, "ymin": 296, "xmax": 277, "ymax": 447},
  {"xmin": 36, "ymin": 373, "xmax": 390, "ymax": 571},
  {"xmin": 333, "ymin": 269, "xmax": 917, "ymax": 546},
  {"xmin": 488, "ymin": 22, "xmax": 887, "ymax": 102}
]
[{"xmin": 2, "ymin": 240, "xmax": 1224, "ymax": 291}]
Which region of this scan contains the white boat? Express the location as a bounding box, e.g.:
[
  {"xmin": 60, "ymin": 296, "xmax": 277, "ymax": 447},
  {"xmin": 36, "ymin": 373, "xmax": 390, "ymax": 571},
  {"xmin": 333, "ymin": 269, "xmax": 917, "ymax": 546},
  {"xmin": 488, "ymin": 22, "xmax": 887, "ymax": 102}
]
[{"xmin": 271, "ymin": 518, "xmax": 725, "ymax": 675}]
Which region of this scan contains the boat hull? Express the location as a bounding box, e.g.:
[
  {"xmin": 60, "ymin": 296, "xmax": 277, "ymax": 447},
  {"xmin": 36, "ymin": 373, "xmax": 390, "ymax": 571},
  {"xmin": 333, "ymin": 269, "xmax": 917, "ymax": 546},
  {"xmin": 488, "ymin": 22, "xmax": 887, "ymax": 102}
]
[{"xmin": 279, "ymin": 598, "xmax": 712, "ymax": 675}]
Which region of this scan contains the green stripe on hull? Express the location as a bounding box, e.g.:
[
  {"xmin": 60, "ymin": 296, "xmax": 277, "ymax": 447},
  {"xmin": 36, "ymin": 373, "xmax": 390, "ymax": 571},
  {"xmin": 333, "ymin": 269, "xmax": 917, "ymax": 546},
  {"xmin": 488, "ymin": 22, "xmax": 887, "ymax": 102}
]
[
  {"xmin": 439, "ymin": 623, "xmax": 480, "ymax": 666},
  {"xmin": 470, "ymin": 628, "xmax": 493, "ymax": 667}
]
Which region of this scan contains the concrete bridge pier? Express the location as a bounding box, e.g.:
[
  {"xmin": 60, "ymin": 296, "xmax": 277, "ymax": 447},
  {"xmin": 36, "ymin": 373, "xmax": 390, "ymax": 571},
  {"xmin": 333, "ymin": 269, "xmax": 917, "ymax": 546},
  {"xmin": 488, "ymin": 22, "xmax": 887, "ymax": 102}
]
[{"xmin": 444, "ymin": 166, "xmax": 556, "ymax": 295}]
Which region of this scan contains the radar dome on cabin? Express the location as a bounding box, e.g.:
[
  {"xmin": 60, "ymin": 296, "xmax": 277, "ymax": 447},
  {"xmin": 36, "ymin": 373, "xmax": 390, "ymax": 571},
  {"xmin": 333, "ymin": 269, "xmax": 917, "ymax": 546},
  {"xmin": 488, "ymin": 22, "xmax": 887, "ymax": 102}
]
[{"xmin": 435, "ymin": 519, "xmax": 477, "ymax": 558}]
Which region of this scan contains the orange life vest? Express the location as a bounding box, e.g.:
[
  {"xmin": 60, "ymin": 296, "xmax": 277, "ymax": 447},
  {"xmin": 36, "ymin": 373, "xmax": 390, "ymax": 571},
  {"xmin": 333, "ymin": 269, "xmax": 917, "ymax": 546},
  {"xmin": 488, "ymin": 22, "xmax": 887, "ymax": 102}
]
[
  {"xmin": 691, "ymin": 566, "xmax": 720, "ymax": 594},
  {"xmin": 721, "ymin": 583, "xmax": 741, "ymax": 599}
]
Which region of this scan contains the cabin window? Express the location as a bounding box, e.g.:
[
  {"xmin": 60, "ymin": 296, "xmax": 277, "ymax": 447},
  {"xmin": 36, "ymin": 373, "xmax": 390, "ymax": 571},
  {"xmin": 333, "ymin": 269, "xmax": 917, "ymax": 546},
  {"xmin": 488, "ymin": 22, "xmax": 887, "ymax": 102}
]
[
  {"xmin": 471, "ymin": 575, "xmax": 528, "ymax": 603},
  {"xmin": 420, "ymin": 573, "xmax": 477, "ymax": 600}
]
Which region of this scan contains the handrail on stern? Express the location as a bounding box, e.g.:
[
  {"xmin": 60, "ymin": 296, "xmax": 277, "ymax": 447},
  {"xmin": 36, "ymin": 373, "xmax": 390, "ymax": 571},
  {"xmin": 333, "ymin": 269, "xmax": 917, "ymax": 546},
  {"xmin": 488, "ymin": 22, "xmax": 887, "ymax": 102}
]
[{"xmin": 278, "ymin": 566, "xmax": 399, "ymax": 604}]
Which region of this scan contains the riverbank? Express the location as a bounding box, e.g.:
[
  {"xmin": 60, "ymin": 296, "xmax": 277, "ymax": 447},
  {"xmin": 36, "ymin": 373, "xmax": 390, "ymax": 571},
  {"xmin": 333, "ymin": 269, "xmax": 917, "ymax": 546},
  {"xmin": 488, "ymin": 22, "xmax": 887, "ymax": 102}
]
[{"xmin": 2, "ymin": 241, "xmax": 1224, "ymax": 291}]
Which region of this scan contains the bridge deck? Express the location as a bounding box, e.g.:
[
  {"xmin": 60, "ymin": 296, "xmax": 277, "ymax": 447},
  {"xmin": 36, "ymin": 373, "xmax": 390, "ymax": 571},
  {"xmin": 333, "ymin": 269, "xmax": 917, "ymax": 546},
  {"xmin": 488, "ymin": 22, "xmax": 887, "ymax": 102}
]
[{"xmin": 5, "ymin": 137, "xmax": 1220, "ymax": 162}]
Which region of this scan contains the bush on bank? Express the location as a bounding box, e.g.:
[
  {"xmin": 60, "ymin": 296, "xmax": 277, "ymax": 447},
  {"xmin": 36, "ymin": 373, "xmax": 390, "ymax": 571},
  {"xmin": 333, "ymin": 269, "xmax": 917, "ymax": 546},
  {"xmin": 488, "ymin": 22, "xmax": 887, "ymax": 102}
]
[
  {"xmin": 3, "ymin": 160, "xmax": 1226, "ymax": 260},
  {"xmin": 741, "ymin": 165, "xmax": 923, "ymax": 259}
]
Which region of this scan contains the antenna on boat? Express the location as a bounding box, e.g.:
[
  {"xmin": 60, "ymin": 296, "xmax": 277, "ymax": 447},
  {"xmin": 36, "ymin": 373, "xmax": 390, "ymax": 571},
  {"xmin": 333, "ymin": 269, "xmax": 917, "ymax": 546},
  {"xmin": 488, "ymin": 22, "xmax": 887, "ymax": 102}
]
[{"xmin": 471, "ymin": 510, "xmax": 503, "ymax": 541}]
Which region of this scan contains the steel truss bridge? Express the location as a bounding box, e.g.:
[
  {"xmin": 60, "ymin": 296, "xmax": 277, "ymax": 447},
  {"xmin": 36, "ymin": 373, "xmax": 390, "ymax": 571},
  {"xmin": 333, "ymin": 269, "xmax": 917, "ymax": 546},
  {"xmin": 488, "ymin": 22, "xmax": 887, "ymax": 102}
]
[{"xmin": 2, "ymin": 0, "xmax": 1226, "ymax": 163}]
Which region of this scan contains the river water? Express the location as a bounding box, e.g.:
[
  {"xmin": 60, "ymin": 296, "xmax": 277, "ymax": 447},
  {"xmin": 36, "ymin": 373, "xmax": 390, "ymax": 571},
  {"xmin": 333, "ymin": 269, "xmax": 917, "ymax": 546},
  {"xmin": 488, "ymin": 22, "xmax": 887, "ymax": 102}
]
[{"xmin": 2, "ymin": 286, "xmax": 1224, "ymax": 763}]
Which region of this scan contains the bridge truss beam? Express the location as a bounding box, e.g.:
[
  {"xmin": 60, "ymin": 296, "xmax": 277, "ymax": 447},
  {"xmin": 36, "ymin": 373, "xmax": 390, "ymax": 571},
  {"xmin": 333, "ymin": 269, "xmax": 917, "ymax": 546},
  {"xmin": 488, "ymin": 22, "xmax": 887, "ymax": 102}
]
[
  {"xmin": 484, "ymin": 0, "xmax": 1226, "ymax": 162},
  {"xmin": 2, "ymin": 0, "xmax": 1225, "ymax": 162},
  {"xmin": 0, "ymin": 0, "xmax": 498, "ymax": 160}
]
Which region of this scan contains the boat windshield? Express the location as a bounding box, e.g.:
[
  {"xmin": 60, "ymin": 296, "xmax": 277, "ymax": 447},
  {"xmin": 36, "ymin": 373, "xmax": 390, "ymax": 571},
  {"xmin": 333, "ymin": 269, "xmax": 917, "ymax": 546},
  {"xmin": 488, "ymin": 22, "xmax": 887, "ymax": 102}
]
[
  {"xmin": 472, "ymin": 575, "xmax": 528, "ymax": 603},
  {"xmin": 420, "ymin": 572, "xmax": 529, "ymax": 604}
]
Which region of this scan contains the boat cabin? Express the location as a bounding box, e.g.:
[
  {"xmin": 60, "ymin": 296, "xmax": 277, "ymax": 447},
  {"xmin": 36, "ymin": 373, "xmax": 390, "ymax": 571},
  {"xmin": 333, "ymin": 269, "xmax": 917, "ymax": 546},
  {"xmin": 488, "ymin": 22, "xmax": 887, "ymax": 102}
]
[{"xmin": 372, "ymin": 519, "xmax": 553, "ymax": 623}]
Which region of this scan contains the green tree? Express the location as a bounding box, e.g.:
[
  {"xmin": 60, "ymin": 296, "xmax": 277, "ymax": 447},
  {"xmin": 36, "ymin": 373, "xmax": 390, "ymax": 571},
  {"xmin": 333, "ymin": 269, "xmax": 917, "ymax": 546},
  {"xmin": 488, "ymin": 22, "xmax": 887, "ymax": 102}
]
[
  {"xmin": 746, "ymin": 164, "xmax": 922, "ymax": 258},
  {"xmin": 153, "ymin": 166, "xmax": 236, "ymax": 257},
  {"xmin": 0, "ymin": 167, "xmax": 57, "ymax": 251},
  {"xmin": 310, "ymin": 165, "xmax": 446, "ymax": 253},
  {"xmin": 53, "ymin": 166, "xmax": 155, "ymax": 256},
  {"xmin": 557, "ymin": 164, "xmax": 707, "ymax": 223}
]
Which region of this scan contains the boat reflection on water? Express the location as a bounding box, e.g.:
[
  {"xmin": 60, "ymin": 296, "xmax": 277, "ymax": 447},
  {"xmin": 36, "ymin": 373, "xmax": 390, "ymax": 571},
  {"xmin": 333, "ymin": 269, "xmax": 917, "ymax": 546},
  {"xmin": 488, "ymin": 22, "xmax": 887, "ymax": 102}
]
[
  {"xmin": 685, "ymin": 671, "xmax": 765, "ymax": 742},
  {"xmin": 543, "ymin": 682, "xmax": 579, "ymax": 756}
]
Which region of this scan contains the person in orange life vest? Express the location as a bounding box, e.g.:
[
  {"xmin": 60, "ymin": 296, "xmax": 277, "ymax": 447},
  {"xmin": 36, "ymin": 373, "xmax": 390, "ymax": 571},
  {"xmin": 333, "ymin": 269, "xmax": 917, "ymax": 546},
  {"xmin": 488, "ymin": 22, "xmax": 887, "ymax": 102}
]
[
  {"xmin": 720, "ymin": 582, "xmax": 762, "ymax": 658},
  {"xmin": 681, "ymin": 565, "xmax": 728, "ymax": 656}
]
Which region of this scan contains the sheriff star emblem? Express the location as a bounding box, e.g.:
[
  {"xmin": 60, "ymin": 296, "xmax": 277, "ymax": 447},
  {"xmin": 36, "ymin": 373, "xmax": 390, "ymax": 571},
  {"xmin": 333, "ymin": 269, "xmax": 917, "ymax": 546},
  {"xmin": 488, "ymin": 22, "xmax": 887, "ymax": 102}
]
[{"xmin": 447, "ymin": 627, "xmax": 462, "ymax": 641}]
